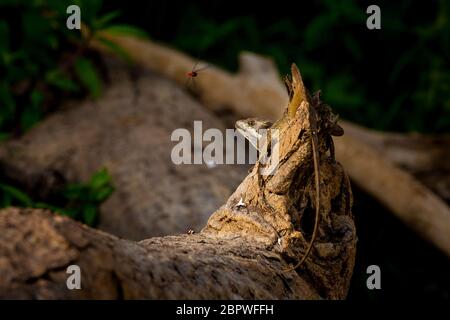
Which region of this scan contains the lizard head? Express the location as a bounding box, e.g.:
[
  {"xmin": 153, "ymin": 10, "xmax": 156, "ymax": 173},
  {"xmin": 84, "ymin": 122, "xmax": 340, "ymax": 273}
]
[
  {"xmin": 235, "ymin": 118, "xmax": 272, "ymax": 151},
  {"xmin": 236, "ymin": 64, "xmax": 343, "ymax": 156}
]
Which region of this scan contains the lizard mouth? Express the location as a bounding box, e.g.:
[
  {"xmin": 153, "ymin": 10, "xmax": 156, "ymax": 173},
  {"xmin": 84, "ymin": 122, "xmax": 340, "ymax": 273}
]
[
  {"xmin": 235, "ymin": 120, "xmax": 253, "ymax": 136},
  {"xmin": 234, "ymin": 119, "xmax": 249, "ymax": 130},
  {"xmin": 235, "ymin": 123, "xmax": 259, "ymax": 142}
]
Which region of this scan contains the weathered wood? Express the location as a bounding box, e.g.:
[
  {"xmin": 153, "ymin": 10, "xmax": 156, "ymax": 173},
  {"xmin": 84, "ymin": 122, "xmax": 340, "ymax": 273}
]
[
  {"xmin": 0, "ymin": 207, "xmax": 318, "ymax": 299},
  {"xmin": 0, "ymin": 67, "xmax": 356, "ymax": 299},
  {"xmin": 334, "ymin": 133, "xmax": 450, "ymax": 257},
  {"xmin": 203, "ymin": 96, "xmax": 356, "ymax": 299},
  {"xmin": 90, "ymin": 33, "xmax": 288, "ymax": 120},
  {"xmin": 0, "ymin": 138, "xmax": 354, "ymax": 300},
  {"xmin": 341, "ymin": 121, "xmax": 450, "ymax": 202}
]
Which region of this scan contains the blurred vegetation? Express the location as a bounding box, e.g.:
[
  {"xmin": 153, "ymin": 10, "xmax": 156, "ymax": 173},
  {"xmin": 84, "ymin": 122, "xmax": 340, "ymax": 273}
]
[
  {"xmin": 0, "ymin": 0, "xmax": 146, "ymax": 224},
  {"xmin": 0, "ymin": 169, "xmax": 114, "ymax": 226},
  {"xmin": 0, "ymin": 0, "xmax": 146, "ymax": 137},
  {"xmin": 177, "ymin": 1, "xmax": 449, "ymax": 133},
  {"xmin": 109, "ymin": 0, "xmax": 449, "ymax": 134}
]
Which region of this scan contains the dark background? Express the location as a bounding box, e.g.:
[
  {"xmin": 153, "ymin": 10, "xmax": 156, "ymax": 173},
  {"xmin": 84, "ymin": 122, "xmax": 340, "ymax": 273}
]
[
  {"xmin": 1, "ymin": 0, "xmax": 449, "ymax": 300},
  {"xmin": 104, "ymin": 0, "xmax": 450, "ymax": 134}
]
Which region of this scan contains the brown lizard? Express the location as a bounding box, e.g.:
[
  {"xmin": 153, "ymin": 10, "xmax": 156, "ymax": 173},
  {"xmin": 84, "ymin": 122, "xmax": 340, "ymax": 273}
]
[{"xmin": 235, "ymin": 64, "xmax": 327, "ymax": 271}]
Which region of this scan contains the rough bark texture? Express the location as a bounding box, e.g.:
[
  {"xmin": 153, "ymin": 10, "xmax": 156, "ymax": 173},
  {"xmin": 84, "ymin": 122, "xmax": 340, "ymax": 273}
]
[
  {"xmin": 0, "ymin": 103, "xmax": 355, "ymax": 299},
  {"xmin": 202, "ymin": 85, "xmax": 355, "ymax": 299},
  {"xmin": 0, "ymin": 207, "xmax": 319, "ymax": 299},
  {"xmin": 0, "ymin": 66, "xmax": 356, "ymax": 299},
  {"xmin": 0, "ymin": 59, "xmax": 248, "ymax": 240}
]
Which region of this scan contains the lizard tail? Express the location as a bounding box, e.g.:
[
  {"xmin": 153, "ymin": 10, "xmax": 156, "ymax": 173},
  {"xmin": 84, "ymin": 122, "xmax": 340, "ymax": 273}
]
[
  {"xmin": 283, "ymin": 204, "xmax": 320, "ymax": 272},
  {"xmin": 283, "ymin": 131, "xmax": 321, "ymax": 273}
]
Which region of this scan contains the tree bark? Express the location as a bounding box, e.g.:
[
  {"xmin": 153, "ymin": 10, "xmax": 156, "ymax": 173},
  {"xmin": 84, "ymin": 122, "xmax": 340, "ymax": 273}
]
[
  {"xmin": 0, "ymin": 69, "xmax": 356, "ymax": 299},
  {"xmin": 0, "ymin": 208, "xmax": 320, "ymax": 299}
]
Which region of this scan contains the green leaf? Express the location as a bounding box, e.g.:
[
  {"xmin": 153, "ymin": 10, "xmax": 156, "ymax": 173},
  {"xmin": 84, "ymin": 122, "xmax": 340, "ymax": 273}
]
[
  {"xmin": 35, "ymin": 201, "xmax": 78, "ymax": 218},
  {"xmin": 93, "ymin": 11, "xmax": 121, "ymax": 30},
  {"xmin": 62, "ymin": 184, "xmax": 87, "ymax": 200},
  {"xmin": 45, "ymin": 69, "xmax": 79, "ymax": 92},
  {"xmin": 102, "ymin": 24, "xmax": 149, "ymax": 39},
  {"xmin": 2, "ymin": 193, "xmax": 11, "ymax": 207},
  {"xmin": 31, "ymin": 90, "xmax": 44, "ymax": 106},
  {"xmin": 20, "ymin": 107, "xmax": 42, "ymax": 132},
  {"xmin": 0, "ymin": 183, "xmax": 33, "ymax": 206},
  {"xmin": 92, "ymin": 185, "xmax": 114, "ymax": 202},
  {"xmin": 34, "ymin": 202, "xmax": 61, "ymax": 212},
  {"xmin": 89, "ymin": 168, "xmax": 112, "ymax": 190},
  {"xmin": 74, "ymin": 58, "xmax": 102, "ymax": 98},
  {"xmin": 82, "ymin": 204, "xmax": 97, "ymax": 226},
  {"xmin": 96, "ymin": 36, "xmax": 132, "ymax": 63}
]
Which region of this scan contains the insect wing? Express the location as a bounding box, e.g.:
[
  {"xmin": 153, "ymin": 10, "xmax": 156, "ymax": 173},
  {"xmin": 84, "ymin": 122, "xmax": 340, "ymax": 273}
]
[{"xmin": 193, "ymin": 63, "xmax": 210, "ymax": 73}]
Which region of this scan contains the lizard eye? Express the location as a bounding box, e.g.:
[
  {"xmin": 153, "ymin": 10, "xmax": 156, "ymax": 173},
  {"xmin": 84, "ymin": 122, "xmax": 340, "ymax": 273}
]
[{"xmin": 248, "ymin": 120, "xmax": 255, "ymax": 126}]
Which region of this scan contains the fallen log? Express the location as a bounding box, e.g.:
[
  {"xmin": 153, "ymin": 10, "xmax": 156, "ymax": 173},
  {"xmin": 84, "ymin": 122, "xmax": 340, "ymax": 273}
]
[
  {"xmin": 90, "ymin": 33, "xmax": 287, "ymax": 120},
  {"xmin": 0, "ymin": 67, "xmax": 356, "ymax": 299},
  {"xmin": 0, "ymin": 207, "xmax": 319, "ymax": 299},
  {"xmin": 334, "ymin": 134, "xmax": 450, "ymax": 257},
  {"xmin": 341, "ymin": 121, "xmax": 450, "ymax": 202}
]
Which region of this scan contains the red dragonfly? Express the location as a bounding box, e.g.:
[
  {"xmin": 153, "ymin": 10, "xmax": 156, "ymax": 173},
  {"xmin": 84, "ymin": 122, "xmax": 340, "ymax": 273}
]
[{"xmin": 185, "ymin": 61, "xmax": 210, "ymax": 92}]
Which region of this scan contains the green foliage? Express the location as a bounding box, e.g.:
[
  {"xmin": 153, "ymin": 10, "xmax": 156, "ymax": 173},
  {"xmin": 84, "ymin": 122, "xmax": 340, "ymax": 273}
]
[
  {"xmin": 0, "ymin": 0, "xmax": 147, "ymax": 135},
  {"xmin": 74, "ymin": 58, "xmax": 102, "ymax": 98},
  {"xmin": 172, "ymin": 0, "xmax": 449, "ymax": 133},
  {"xmin": 96, "ymin": 35, "xmax": 132, "ymax": 62},
  {"xmin": 0, "ymin": 169, "xmax": 114, "ymax": 226},
  {"xmin": 45, "ymin": 69, "xmax": 79, "ymax": 92},
  {"xmin": 0, "ymin": 183, "xmax": 33, "ymax": 207}
]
